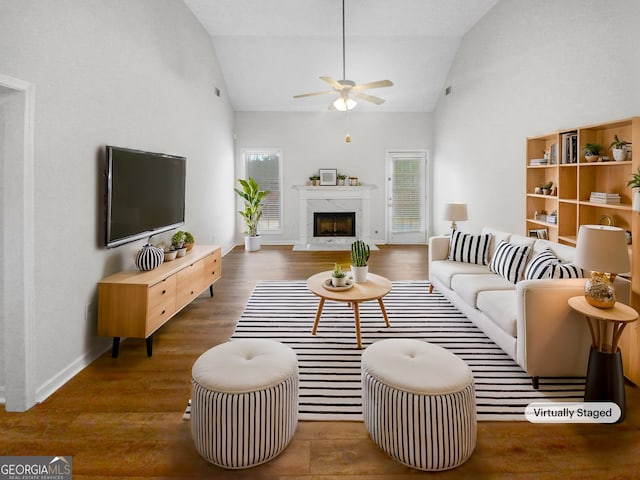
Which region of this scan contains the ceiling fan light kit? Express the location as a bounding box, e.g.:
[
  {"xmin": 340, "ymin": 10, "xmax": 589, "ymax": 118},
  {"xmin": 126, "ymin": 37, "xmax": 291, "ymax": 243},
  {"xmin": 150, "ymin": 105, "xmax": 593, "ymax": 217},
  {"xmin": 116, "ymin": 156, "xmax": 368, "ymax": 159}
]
[{"xmin": 293, "ymin": 0, "xmax": 393, "ymax": 113}]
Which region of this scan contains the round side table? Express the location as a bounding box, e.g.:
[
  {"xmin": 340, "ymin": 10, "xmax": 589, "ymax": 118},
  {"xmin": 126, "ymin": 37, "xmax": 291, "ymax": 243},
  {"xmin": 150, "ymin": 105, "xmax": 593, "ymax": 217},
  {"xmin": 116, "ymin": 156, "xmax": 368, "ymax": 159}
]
[{"xmin": 568, "ymin": 296, "xmax": 638, "ymax": 422}]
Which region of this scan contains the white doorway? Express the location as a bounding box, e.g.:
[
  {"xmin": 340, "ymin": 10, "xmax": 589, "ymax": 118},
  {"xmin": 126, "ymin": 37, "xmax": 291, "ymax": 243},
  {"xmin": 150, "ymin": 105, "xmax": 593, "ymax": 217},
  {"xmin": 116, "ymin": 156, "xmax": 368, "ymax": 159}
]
[
  {"xmin": 0, "ymin": 74, "xmax": 36, "ymax": 412},
  {"xmin": 385, "ymin": 150, "xmax": 428, "ymax": 244}
]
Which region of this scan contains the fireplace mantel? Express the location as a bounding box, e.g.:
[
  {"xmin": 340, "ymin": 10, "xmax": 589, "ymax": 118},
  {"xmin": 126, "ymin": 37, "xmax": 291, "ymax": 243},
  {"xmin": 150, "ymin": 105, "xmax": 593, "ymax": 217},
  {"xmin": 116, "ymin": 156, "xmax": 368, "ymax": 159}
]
[{"xmin": 293, "ymin": 185, "xmax": 377, "ymax": 250}]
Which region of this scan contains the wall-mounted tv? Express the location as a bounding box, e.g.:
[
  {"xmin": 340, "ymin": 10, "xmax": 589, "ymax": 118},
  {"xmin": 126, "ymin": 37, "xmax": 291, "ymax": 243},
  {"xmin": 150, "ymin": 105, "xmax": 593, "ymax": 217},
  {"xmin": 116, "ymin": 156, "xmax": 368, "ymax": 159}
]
[{"xmin": 105, "ymin": 145, "xmax": 186, "ymax": 248}]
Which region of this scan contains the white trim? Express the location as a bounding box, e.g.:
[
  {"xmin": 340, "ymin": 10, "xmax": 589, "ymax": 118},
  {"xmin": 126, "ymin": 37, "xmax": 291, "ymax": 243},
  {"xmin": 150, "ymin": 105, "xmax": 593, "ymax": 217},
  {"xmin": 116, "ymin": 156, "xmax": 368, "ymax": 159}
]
[{"xmin": 0, "ymin": 74, "xmax": 36, "ymax": 411}]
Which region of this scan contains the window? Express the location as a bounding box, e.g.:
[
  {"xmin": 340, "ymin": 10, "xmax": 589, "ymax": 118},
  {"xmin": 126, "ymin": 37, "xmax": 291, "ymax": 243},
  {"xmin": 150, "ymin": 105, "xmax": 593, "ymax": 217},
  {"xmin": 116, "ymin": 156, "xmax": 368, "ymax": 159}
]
[{"xmin": 243, "ymin": 148, "xmax": 282, "ymax": 233}]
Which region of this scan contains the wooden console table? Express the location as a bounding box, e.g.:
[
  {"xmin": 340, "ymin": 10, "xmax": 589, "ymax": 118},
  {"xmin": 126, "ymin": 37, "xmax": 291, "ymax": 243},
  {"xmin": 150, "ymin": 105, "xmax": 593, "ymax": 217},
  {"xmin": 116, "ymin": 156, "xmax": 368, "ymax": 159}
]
[{"xmin": 98, "ymin": 245, "xmax": 221, "ymax": 357}]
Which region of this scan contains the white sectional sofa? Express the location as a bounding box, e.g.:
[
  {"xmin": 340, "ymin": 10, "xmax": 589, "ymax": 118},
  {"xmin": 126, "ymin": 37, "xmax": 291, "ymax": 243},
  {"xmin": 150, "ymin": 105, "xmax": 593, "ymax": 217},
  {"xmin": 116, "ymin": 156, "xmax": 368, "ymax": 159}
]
[{"xmin": 428, "ymin": 227, "xmax": 630, "ymax": 388}]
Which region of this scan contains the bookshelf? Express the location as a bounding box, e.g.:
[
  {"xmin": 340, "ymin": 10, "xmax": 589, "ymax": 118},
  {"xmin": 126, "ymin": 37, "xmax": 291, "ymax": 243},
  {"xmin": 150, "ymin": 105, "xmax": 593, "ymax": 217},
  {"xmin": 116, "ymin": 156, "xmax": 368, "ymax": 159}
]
[{"xmin": 525, "ymin": 117, "xmax": 640, "ymax": 384}]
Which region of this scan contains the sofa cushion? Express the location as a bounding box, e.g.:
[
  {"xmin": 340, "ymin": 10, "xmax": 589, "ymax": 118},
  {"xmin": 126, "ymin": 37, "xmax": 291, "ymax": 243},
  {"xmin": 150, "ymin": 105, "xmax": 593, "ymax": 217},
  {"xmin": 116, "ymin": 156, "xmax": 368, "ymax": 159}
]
[
  {"xmin": 481, "ymin": 227, "xmax": 510, "ymax": 260},
  {"xmin": 532, "ymin": 239, "xmax": 575, "ymax": 263},
  {"xmin": 450, "ymin": 274, "xmax": 515, "ymax": 308},
  {"xmin": 476, "ymin": 290, "xmax": 517, "ymax": 337},
  {"xmin": 430, "ymin": 260, "xmax": 492, "ymax": 289},
  {"xmin": 489, "ymin": 241, "xmax": 531, "ymax": 284},
  {"xmin": 448, "ymin": 230, "xmax": 492, "ymax": 265},
  {"xmin": 550, "ymin": 262, "xmax": 584, "ymax": 278},
  {"xmin": 524, "ymin": 248, "xmax": 557, "ymax": 280}
]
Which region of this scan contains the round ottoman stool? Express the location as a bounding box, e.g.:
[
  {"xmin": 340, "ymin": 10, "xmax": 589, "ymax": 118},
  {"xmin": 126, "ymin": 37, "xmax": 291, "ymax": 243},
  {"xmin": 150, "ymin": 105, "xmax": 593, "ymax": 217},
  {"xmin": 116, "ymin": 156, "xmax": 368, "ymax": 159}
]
[
  {"xmin": 361, "ymin": 338, "xmax": 476, "ymax": 471},
  {"xmin": 191, "ymin": 339, "xmax": 299, "ymax": 469}
]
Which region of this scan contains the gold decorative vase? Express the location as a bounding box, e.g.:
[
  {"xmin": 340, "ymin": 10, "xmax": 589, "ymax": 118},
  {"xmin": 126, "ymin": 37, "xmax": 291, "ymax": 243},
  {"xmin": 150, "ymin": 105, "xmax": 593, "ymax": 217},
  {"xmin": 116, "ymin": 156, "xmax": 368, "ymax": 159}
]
[{"xmin": 584, "ymin": 272, "xmax": 616, "ymax": 308}]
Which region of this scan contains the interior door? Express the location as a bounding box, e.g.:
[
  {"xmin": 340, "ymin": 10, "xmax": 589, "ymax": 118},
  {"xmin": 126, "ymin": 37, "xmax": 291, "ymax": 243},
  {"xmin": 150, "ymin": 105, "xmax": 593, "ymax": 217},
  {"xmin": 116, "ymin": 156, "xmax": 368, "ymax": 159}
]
[{"xmin": 386, "ymin": 151, "xmax": 427, "ymax": 244}]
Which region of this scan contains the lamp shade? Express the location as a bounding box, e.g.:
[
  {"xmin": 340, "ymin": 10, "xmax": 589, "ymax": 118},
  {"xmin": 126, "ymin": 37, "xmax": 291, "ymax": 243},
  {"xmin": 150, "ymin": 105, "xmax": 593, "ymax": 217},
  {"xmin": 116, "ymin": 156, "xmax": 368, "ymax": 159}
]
[
  {"xmin": 444, "ymin": 203, "xmax": 468, "ymax": 222},
  {"xmin": 333, "ymin": 97, "xmax": 357, "ymax": 111},
  {"xmin": 574, "ymin": 225, "xmax": 630, "ymax": 273}
]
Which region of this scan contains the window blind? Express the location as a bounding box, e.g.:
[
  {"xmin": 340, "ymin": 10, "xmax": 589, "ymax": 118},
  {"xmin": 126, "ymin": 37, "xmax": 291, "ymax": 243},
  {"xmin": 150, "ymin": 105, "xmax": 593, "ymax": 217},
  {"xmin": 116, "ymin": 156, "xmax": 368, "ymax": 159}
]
[
  {"xmin": 245, "ymin": 150, "xmax": 282, "ymax": 233},
  {"xmin": 391, "ymin": 157, "xmax": 423, "ymax": 233}
]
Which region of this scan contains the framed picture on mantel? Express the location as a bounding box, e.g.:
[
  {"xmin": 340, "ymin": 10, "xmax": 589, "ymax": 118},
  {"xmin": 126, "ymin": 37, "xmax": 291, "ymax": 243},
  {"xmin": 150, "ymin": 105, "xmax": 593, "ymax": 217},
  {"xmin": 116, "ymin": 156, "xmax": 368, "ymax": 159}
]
[{"xmin": 319, "ymin": 168, "xmax": 337, "ymax": 185}]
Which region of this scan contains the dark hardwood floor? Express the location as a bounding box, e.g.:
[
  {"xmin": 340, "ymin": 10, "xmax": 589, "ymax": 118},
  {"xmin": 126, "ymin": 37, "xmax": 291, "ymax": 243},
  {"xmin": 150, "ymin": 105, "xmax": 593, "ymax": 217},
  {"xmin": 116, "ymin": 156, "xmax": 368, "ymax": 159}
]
[{"xmin": 1, "ymin": 245, "xmax": 639, "ymax": 479}]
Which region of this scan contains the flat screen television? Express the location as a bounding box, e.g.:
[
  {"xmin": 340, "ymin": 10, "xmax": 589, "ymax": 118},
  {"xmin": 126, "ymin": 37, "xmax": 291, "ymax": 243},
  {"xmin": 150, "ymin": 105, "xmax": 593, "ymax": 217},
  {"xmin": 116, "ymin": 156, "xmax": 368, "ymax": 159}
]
[{"xmin": 105, "ymin": 145, "xmax": 186, "ymax": 248}]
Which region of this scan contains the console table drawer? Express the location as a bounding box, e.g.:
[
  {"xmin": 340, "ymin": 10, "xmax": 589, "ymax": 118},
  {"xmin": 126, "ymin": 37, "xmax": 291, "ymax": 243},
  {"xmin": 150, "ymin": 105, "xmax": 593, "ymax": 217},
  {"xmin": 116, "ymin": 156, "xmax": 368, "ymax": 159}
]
[
  {"xmin": 146, "ymin": 277, "xmax": 177, "ymax": 334},
  {"xmin": 201, "ymin": 249, "xmax": 222, "ymax": 290},
  {"xmin": 176, "ymin": 258, "xmax": 205, "ymax": 308}
]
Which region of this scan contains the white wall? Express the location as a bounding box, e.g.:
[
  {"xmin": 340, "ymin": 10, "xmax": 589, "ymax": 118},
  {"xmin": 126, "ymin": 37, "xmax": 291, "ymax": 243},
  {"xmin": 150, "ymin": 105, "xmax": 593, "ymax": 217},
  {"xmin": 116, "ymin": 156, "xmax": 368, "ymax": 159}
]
[
  {"xmin": 234, "ymin": 112, "xmax": 434, "ymax": 244},
  {"xmin": 0, "ymin": 0, "xmax": 235, "ymax": 407},
  {"xmin": 433, "ymin": 0, "xmax": 640, "ymax": 235}
]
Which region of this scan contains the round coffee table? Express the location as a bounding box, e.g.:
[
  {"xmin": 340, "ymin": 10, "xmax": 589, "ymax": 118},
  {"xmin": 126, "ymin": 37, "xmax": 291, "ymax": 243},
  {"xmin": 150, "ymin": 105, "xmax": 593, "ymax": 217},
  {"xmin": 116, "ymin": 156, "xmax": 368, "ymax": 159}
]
[{"xmin": 306, "ymin": 271, "xmax": 392, "ymax": 349}]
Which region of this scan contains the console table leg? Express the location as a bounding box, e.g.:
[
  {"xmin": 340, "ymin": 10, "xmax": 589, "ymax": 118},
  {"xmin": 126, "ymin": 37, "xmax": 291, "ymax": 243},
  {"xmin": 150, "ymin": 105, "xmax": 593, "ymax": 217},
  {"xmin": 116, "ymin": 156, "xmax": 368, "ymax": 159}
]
[
  {"xmin": 209, "ymin": 284, "xmax": 214, "ymax": 297},
  {"xmin": 146, "ymin": 336, "xmax": 153, "ymax": 357},
  {"xmin": 111, "ymin": 337, "xmax": 121, "ymax": 358}
]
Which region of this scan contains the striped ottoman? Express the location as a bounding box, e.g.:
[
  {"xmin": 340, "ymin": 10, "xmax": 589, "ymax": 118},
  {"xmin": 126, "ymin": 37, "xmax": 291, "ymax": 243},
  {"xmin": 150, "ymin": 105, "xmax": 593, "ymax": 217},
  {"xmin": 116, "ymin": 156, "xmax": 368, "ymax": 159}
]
[
  {"xmin": 362, "ymin": 338, "xmax": 476, "ymax": 471},
  {"xmin": 191, "ymin": 339, "xmax": 299, "ymax": 469}
]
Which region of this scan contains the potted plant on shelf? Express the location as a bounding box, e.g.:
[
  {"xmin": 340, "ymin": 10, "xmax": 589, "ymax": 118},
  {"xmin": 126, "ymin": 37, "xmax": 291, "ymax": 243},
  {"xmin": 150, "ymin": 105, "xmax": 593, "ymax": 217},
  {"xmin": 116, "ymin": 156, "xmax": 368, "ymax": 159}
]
[
  {"xmin": 171, "ymin": 230, "xmax": 187, "ymax": 257},
  {"xmin": 235, "ymin": 177, "xmax": 270, "ymax": 252},
  {"xmin": 331, "ymin": 263, "xmax": 348, "ymax": 287},
  {"xmin": 309, "ymin": 175, "xmax": 320, "ymax": 186},
  {"xmin": 628, "ymin": 166, "xmax": 640, "ymax": 212},
  {"xmin": 182, "ymin": 231, "xmax": 195, "ymax": 251},
  {"xmin": 350, "ymin": 240, "xmax": 370, "ymax": 283},
  {"xmin": 609, "ymin": 134, "xmax": 630, "ymax": 162},
  {"xmin": 583, "ymin": 143, "xmax": 601, "ymax": 163},
  {"xmin": 337, "ymin": 173, "xmax": 348, "ymax": 186}
]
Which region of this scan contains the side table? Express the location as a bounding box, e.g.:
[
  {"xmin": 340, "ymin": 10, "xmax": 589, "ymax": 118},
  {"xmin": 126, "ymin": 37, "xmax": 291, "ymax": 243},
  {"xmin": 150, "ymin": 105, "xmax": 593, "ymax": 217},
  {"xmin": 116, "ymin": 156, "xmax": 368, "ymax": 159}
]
[{"xmin": 568, "ymin": 296, "xmax": 638, "ymax": 422}]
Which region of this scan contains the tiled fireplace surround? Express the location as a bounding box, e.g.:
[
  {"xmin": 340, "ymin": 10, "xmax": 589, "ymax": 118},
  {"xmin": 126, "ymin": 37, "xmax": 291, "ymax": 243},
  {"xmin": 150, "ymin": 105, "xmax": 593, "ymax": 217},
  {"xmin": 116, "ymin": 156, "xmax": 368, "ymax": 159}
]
[{"xmin": 293, "ymin": 185, "xmax": 376, "ymax": 250}]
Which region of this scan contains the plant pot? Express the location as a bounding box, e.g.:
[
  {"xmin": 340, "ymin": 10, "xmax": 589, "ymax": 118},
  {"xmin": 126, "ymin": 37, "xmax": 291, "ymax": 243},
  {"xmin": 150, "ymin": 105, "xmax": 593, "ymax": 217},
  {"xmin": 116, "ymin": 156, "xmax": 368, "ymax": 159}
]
[
  {"xmin": 633, "ymin": 190, "xmax": 640, "ymax": 213},
  {"xmin": 542, "ymin": 188, "xmax": 550, "ymax": 195},
  {"xmin": 331, "ymin": 276, "xmax": 347, "ymax": 287},
  {"xmin": 164, "ymin": 250, "xmax": 177, "ymax": 261},
  {"xmin": 245, "ymin": 235, "xmax": 261, "ymax": 252},
  {"xmin": 183, "ymin": 242, "xmax": 194, "ymax": 252},
  {"xmin": 585, "ymin": 155, "xmax": 599, "ymax": 163},
  {"xmin": 612, "ymin": 148, "xmax": 627, "ymax": 161},
  {"xmin": 176, "ymin": 247, "xmax": 187, "ymax": 258},
  {"xmin": 351, "ymin": 265, "xmax": 368, "ymax": 283}
]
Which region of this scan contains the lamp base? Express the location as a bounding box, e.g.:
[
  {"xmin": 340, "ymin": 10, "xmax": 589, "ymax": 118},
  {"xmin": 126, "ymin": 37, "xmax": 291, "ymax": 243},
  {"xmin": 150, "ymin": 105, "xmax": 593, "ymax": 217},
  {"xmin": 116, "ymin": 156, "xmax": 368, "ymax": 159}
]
[{"xmin": 584, "ymin": 272, "xmax": 616, "ymax": 309}]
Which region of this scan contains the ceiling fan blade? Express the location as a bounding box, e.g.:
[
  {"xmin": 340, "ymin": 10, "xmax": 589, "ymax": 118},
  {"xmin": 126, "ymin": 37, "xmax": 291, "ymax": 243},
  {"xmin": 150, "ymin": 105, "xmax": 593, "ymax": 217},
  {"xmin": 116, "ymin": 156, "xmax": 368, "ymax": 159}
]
[
  {"xmin": 320, "ymin": 76, "xmax": 345, "ymax": 90},
  {"xmin": 352, "ymin": 80, "xmax": 393, "ymax": 91},
  {"xmin": 354, "ymin": 92, "xmax": 385, "ymax": 105},
  {"xmin": 293, "ymin": 90, "xmax": 334, "ymax": 99}
]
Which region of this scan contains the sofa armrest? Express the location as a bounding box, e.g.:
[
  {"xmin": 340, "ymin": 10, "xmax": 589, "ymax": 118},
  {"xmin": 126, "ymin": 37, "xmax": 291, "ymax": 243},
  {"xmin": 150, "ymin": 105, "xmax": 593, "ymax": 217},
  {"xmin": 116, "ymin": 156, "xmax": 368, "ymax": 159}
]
[
  {"xmin": 428, "ymin": 236, "xmax": 450, "ymax": 262},
  {"xmin": 516, "ymin": 278, "xmax": 591, "ymax": 378}
]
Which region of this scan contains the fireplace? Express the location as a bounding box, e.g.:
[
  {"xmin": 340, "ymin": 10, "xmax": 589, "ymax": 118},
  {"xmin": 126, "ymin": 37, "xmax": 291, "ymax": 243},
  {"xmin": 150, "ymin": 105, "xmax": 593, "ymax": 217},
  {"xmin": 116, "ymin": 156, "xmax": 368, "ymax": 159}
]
[{"xmin": 314, "ymin": 212, "xmax": 356, "ymax": 237}]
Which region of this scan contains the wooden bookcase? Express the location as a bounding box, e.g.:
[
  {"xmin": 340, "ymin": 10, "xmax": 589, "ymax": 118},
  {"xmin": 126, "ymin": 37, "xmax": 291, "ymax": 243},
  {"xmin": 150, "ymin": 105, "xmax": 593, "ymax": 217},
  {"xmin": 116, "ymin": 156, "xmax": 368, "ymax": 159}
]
[
  {"xmin": 526, "ymin": 117, "xmax": 640, "ymax": 384},
  {"xmin": 98, "ymin": 245, "xmax": 221, "ymax": 357}
]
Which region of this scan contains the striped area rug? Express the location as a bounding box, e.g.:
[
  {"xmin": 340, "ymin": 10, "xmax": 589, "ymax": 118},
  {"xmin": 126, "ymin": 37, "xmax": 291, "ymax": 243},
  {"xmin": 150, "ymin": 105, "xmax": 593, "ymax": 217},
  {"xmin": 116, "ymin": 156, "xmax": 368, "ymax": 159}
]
[{"xmin": 230, "ymin": 280, "xmax": 585, "ymax": 422}]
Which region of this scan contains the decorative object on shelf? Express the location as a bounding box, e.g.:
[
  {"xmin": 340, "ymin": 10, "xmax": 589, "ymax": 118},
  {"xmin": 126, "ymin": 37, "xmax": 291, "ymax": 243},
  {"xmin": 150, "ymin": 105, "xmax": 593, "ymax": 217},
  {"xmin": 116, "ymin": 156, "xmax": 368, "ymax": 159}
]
[
  {"xmin": 583, "ymin": 143, "xmax": 601, "ymax": 163},
  {"xmin": 309, "ymin": 175, "xmax": 320, "ymax": 186},
  {"xmin": 534, "ymin": 186, "xmax": 542, "ymax": 194},
  {"xmin": 135, "ymin": 244, "xmax": 164, "ymax": 271},
  {"xmin": 541, "ymin": 181, "xmax": 553, "ymax": 195},
  {"xmin": 350, "ymin": 240, "xmax": 370, "ymax": 283},
  {"xmin": 348, "ymin": 176, "xmax": 358, "ymax": 186},
  {"xmin": 164, "ymin": 248, "xmax": 177, "ymax": 262},
  {"xmin": 183, "ymin": 231, "xmax": 195, "ymax": 251},
  {"xmin": 337, "ymin": 173, "xmax": 347, "ymax": 186},
  {"xmin": 609, "ymin": 134, "xmax": 630, "ymax": 162},
  {"xmin": 627, "ymin": 166, "xmax": 640, "ymax": 212},
  {"xmin": 444, "ymin": 203, "xmax": 468, "ymax": 232},
  {"xmin": 574, "ymin": 225, "xmax": 630, "ymax": 309},
  {"xmin": 235, "ymin": 177, "xmax": 270, "ymax": 252},
  {"xmin": 171, "ymin": 230, "xmax": 188, "ymax": 257},
  {"xmin": 331, "ymin": 262, "xmax": 348, "ymax": 287},
  {"xmin": 547, "ymin": 210, "xmax": 557, "ymax": 224},
  {"xmin": 319, "ymin": 168, "xmax": 337, "ymax": 186}
]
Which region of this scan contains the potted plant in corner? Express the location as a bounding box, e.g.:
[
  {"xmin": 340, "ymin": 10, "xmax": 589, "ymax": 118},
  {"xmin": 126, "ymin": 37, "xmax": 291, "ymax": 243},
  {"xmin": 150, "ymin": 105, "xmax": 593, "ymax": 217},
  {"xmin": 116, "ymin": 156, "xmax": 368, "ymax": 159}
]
[
  {"xmin": 583, "ymin": 143, "xmax": 601, "ymax": 163},
  {"xmin": 609, "ymin": 134, "xmax": 630, "ymax": 162},
  {"xmin": 628, "ymin": 166, "xmax": 640, "ymax": 212},
  {"xmin": 350, "ymin": 240, "xmax": 370, "ymax": 283},
  {"xmin": 235, "ymin": 177, "xmax": 269, "ymax": 252}
]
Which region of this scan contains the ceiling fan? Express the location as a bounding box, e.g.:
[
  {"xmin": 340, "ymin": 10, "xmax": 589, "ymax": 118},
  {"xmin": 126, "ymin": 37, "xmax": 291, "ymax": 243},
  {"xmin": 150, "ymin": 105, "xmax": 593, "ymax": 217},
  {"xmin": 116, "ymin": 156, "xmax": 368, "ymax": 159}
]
[{"xmin": 293, "ymin": 0, "xmax": 393, "ymax": 111}]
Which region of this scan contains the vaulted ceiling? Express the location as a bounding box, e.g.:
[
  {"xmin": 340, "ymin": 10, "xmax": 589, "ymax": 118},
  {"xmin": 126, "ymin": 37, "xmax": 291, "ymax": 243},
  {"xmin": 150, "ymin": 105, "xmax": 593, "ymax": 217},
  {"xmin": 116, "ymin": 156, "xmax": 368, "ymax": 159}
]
[{"xmin": 184, "ymin": 0, "xmax": 498, "ymax": 112}]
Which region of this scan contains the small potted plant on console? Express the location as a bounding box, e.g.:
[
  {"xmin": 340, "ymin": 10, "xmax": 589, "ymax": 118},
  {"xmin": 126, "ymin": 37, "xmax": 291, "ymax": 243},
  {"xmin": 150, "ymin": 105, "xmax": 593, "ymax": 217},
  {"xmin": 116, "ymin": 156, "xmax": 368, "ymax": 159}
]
[
  {"xmin": 350, "ymin": 240, "xmax": 370, "ymax": 283},
  {"xmin": 171, "ymin": 230, "xmax": 187, "ymax": 257}
]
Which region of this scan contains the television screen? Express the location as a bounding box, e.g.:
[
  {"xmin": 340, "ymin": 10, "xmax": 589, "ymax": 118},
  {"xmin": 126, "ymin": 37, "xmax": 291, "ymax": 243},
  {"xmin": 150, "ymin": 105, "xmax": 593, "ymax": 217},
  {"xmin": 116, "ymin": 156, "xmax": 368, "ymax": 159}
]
[{"xmin": 105, "ymin": 145, "xmax": 186, "ymax": 248}]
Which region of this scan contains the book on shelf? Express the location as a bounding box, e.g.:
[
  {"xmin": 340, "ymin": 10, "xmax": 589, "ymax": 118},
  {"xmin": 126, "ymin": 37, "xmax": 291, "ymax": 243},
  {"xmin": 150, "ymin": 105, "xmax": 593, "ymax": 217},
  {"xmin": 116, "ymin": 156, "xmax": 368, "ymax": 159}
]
[
  {"xmin": 529, "ymin": 158, "xmax": 548, "ymax": 166},
  {"xmin": 561, "ymin": 132, "xmax": 578, "ymax": 164},
  {"xmin": 589, "ymin": 192, "xmax": 621, "ymax": 204}
]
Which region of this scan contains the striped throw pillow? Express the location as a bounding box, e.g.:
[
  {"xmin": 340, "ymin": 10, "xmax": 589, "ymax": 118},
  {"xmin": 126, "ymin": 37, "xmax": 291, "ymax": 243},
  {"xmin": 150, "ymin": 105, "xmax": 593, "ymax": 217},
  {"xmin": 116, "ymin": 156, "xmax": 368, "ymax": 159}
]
[
  {"xmin": 550, "ymin": 262, "xmax": 584, "ymax": 279},
  {"xmin": 489, "ymin": 241, "xmax": 531, "ymax": 284},
  {"xmin": 524, "ymin": 248, "xmax": 557, "ymax": 280},
  {"xmin": 448, "ymin": 230, "xmax": 491, "ymax": 265}
]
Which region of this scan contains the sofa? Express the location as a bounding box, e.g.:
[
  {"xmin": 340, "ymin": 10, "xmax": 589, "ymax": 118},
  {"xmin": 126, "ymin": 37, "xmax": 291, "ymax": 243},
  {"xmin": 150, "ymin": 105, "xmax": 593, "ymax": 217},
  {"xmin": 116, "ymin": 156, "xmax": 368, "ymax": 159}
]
[{"xmin": 428, "ymin": 227, "xmax": 630, "ymax": 388}]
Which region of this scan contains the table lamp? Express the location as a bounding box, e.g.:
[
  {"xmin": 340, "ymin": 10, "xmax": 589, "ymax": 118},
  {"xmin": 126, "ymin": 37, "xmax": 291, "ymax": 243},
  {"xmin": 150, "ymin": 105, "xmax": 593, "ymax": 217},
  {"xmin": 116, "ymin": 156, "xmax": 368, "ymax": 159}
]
[
  {"xmin": 573, "ymin": 225, "xmax": 630, "ymax": 308},
  {"xmin": 444, "ymin": 203, "xmax": 468, "ymax": 232}
]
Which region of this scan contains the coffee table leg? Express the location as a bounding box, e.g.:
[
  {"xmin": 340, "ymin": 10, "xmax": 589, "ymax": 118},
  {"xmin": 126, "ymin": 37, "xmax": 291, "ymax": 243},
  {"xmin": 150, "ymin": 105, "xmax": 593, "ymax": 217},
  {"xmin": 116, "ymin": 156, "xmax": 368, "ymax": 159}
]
[
  {"xmin": 312, "ymin": 297, "xmax": 325, "ymax": 335},
  {"xmin": 378, "ymin": 298, "xmax": 391, "ymax": 327},
  {"xmin": 354, "ymin": 302, "xmax": 362, "ymax": 349}
]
